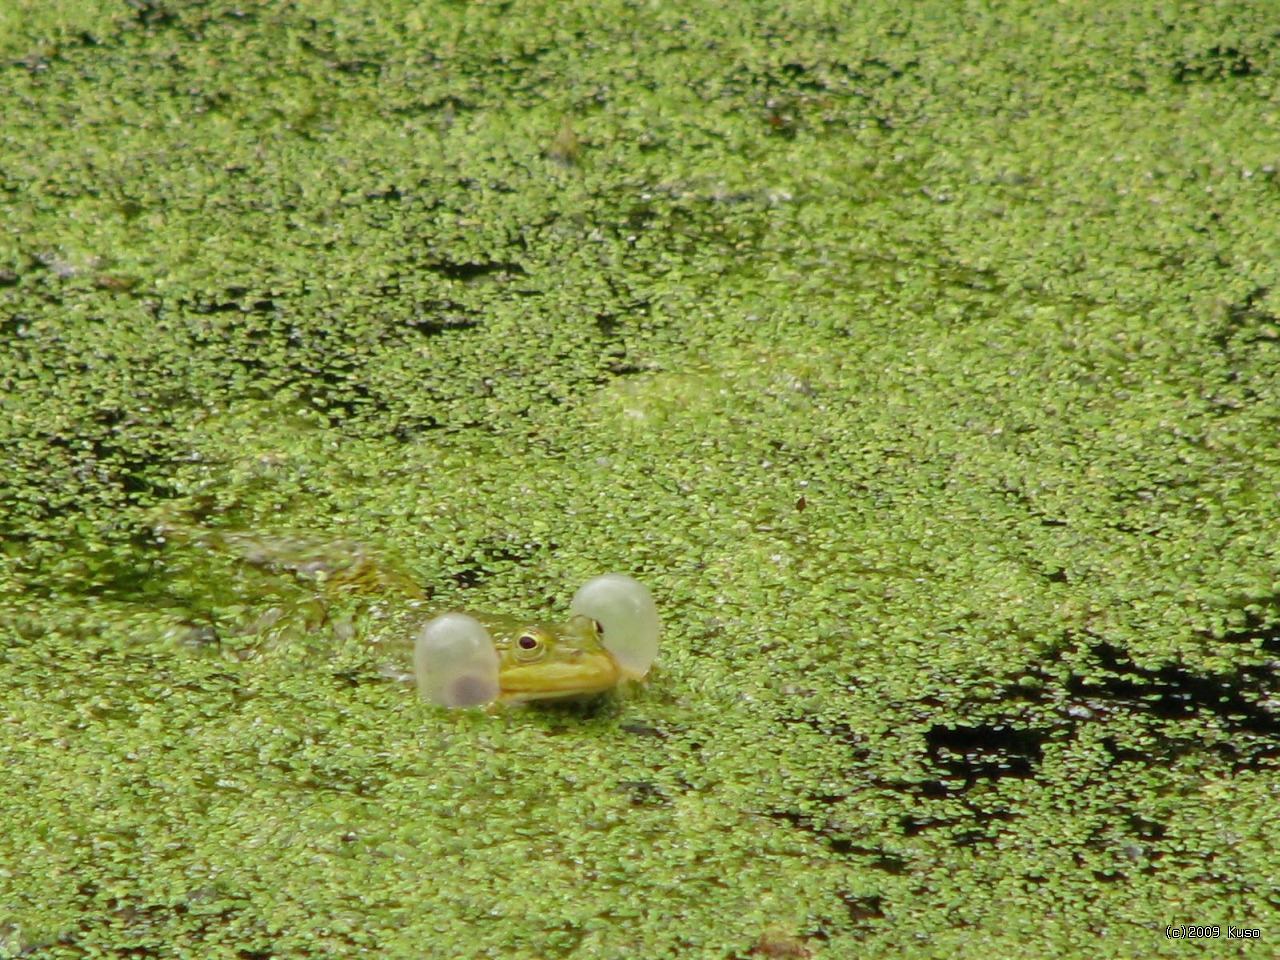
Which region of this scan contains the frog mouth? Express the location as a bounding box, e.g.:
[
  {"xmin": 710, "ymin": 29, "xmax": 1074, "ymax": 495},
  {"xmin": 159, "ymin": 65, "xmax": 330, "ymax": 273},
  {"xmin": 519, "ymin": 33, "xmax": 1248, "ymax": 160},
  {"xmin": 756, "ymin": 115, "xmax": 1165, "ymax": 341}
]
[{"xmin": 498, "ymin": 651, "xmax": 621, "ymax": 703}]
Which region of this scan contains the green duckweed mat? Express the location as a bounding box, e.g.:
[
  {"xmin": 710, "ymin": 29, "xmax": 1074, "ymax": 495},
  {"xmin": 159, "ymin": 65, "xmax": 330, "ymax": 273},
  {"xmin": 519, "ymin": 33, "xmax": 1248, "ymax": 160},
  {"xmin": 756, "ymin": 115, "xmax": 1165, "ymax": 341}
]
[{"xmin": 2, "ymin": 2, "xmax": 1279, "ymax": 957}]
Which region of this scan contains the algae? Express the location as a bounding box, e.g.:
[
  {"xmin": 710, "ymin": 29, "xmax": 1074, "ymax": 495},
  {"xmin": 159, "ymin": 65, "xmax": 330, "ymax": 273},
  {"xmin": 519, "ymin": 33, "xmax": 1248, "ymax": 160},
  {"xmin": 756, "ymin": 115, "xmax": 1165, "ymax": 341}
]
[{"xmin": 3, "ymin": 1, "xmax": 1280, "ymax": 957}]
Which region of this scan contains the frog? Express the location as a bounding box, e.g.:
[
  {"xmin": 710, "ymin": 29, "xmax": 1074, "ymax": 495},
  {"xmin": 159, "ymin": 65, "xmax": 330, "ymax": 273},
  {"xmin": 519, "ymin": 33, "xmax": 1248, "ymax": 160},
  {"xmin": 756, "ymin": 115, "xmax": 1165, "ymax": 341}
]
[
  {"xmin": 415, "ymin": 573, "xmax": 660, "ymax": 708},
  {"xmin": 158, "ymin": 523, "xmax": 660, "ymax": 709}
]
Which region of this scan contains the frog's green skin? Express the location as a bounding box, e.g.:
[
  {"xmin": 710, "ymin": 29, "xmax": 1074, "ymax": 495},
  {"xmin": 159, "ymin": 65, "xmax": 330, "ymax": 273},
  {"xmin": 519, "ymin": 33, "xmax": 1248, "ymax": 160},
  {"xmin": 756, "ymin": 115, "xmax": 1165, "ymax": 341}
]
[
  {"xmin": 171, "ymin": 526, "xmax": 626, "ymax": 704},
  {"xmin": 463, "ymin": 612, "xmax": 622, "ymax": 704}
]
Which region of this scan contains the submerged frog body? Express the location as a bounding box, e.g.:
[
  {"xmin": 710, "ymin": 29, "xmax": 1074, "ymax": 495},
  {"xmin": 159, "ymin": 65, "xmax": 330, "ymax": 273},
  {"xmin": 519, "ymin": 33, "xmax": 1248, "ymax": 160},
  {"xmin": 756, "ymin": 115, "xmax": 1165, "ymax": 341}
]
[{"xmin": 169, "ymin": 526, "xmax": 660, "ymax": 709}]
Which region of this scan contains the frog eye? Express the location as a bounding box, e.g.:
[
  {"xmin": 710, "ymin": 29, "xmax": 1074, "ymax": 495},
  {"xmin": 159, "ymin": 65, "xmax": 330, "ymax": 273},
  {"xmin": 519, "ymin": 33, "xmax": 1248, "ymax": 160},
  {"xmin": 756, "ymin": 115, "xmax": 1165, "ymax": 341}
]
[
  {"xmin": 513, "ymin": 632, "xmax": 547, "ymax": 663},
  {"xmin": 570, "ymin": 574, "xmax": 660, "ymax": 679},
  {"xmin": 413, "ymin": 613, "xmax": 500, "ymax": 708}
]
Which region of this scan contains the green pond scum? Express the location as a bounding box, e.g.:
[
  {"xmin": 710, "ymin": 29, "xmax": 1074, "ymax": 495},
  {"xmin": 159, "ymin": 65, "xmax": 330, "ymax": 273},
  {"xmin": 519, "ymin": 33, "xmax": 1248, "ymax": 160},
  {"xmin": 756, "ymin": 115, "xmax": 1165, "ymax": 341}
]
[{"xmin": 2, "ymin": 0, "xmax": 1279, "ymax": 957}]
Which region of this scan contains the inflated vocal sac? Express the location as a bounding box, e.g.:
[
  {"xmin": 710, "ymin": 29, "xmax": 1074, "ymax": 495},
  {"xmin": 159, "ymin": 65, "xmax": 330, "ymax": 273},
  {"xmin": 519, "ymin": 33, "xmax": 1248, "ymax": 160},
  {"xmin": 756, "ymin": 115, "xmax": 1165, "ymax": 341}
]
[
  {"xmin": 570, "ymin": 573, "xmax": 660, "ymax": 680},
  {"xmin": 413, "ymin": 613, "xmax": 500, "ymax": 708}
]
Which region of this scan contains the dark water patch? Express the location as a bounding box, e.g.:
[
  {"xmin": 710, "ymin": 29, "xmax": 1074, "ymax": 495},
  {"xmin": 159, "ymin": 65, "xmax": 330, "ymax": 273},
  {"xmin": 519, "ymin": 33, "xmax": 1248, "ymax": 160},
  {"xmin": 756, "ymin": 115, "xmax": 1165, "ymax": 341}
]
[
  {"xmin": 401, "ymin": 298, "xmax": 481, "ymax": 336},
  {"xmin": 619, "ymin": 720, "xmax": 667, "ymax": 738},
  {"xmin": 447, "ymin": 543, "xmax": 540, "ymax": 590},
  {"xmin": 763, "ymin": 807, "xmax": 908, "ymax": 872},
  {"xmin": 1212, "ymin": 597, "xmax": 1280, "ymax": 653},
  {"xmin": 1209, "ymin": 284, "xmax": 1280, "ymax": 358},
  {"xmin": 183, "ymin": 289, "xmax": 278, "ymax": 315},
  {"xmin": 776, "ymin": 712, "xmax": 872, "ymax": 755},
  {"xmin": 1001, "ymin": 633, "xmax": 1280, "ymax": 772},
  {"xmin": 900, "ymin": 805, "xmax": 1018, "ymax": 846},
  {"xmin": 615, "ymin": 780, "xmax": 670, "ymax": 807},
  {"xmin": 22, "ymin": 880, "xmax": 277, "ymax": 959},
  {"xmin": 839, "ymin": 892, "xmax": 884, "ymax": 924},
  {"xmin": 1069, "ymin": 640, "xmax": 1280, "ymax": 732},
  {"xmin": 423, "ymin": 258, "xmax": 526, "ymax": 282},
  {"xmin": 1172, "ymin": 45, "xmax": 1261, "ymax": 84},
  {"xmin": 924, "ymin": 722, "xmax": 1048, "ymax": 787}
]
